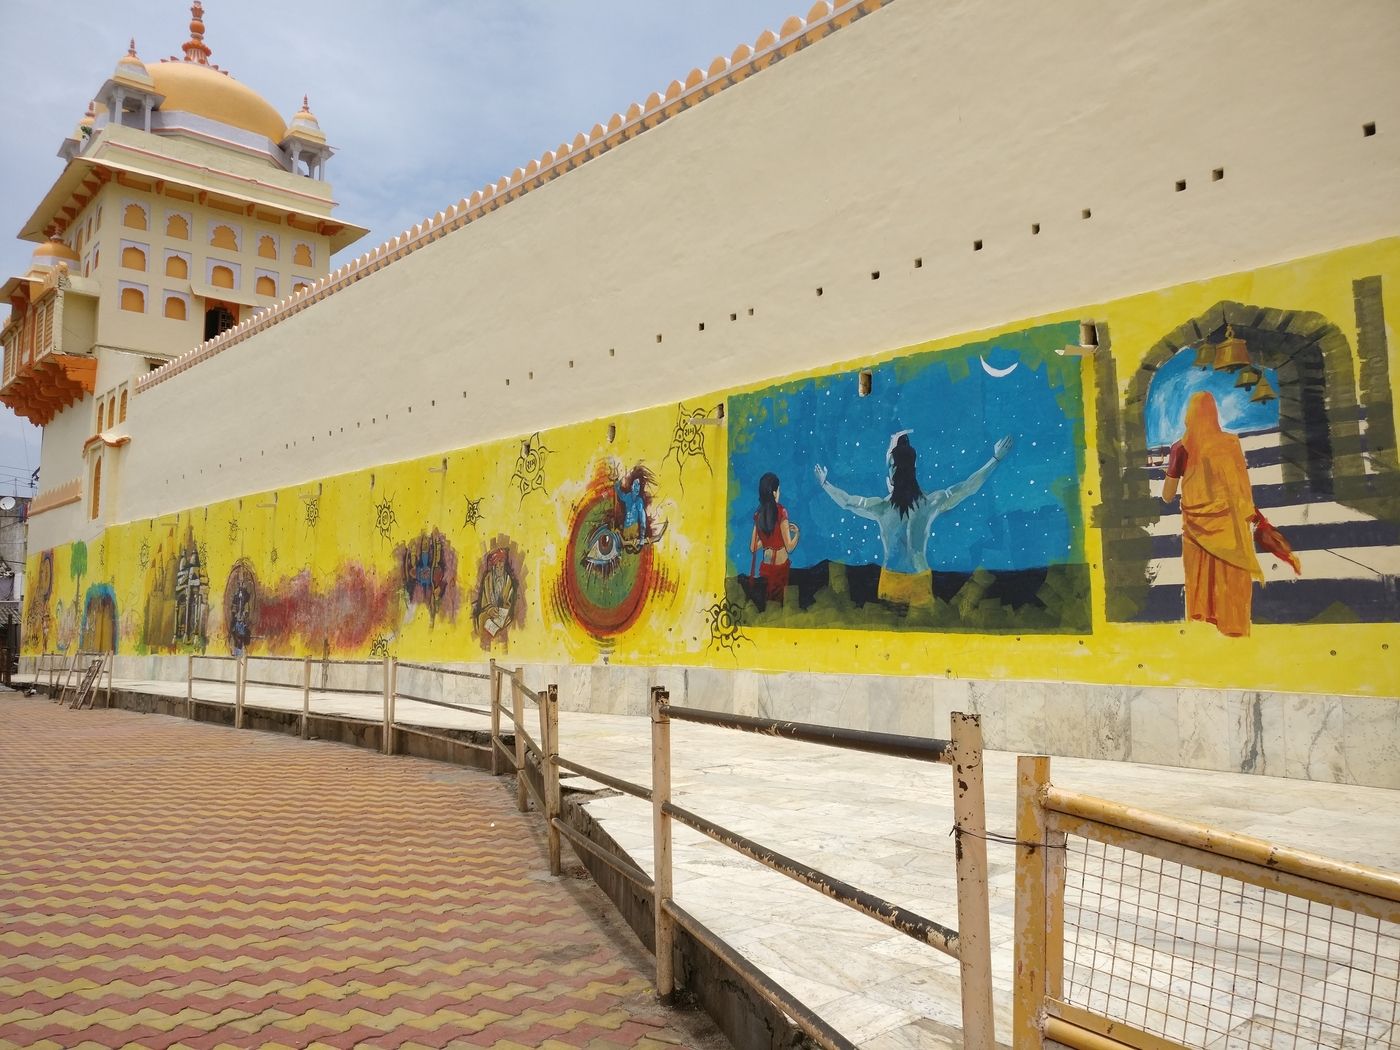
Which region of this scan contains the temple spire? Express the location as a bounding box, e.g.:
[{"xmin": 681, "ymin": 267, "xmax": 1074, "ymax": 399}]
[{"xmin": 181, "ymin": 1, "xmax": 212, "ymax": 64}]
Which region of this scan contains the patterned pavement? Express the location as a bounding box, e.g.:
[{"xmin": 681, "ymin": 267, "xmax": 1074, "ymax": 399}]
[{"xmin": 0, "ymin": 695, "xmax": 723, "ymax": 1050}]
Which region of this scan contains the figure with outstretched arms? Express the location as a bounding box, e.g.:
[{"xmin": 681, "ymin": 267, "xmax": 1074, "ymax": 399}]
[{"xmin": 814, "ymin": 432, "xmax": 1012, "ymax": 606}]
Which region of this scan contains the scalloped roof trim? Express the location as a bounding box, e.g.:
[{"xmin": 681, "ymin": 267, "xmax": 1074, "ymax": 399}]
[{"xmin": 136, "ymin": 0, "xmax": 886, "ymax": 395}]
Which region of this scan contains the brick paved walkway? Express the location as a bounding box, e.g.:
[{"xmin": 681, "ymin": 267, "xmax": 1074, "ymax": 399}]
[{"xmin": 0, "ymin": 695, "xmax": 723, "ymax": 1050}]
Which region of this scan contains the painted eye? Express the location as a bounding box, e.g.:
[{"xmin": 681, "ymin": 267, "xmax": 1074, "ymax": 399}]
[{"xmin": 583, "ymin": 525, "xmax": 623, "ymax": 573}]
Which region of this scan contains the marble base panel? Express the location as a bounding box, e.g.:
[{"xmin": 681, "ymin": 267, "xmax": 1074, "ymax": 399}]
[
  {"xmin": 25, "ymin": 655, "xmax": 1398, "ymax": 790},
  {"xmin": 534, "ymin": 665, "xmax": 1400, "ymax": 791}
]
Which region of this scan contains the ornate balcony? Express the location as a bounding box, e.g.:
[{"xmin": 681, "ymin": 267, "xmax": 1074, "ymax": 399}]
[{"xmin": 1, "ymin": 266, "xmax": 96, "ymax": 426}]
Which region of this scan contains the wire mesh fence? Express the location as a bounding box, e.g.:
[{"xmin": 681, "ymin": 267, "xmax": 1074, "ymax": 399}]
[{"xmin": 1061, "ymin": 836, "xmax": 1400, "ymax": 1049}]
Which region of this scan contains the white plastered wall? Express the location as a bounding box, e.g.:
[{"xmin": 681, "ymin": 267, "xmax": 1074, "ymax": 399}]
[
  {"xmin": 117, "ymin": 0, "xmax": 1400, "ymax": 519},
  {"xmin": 32, "ymin": 400, "xmax": 93, "ymax": 545}
]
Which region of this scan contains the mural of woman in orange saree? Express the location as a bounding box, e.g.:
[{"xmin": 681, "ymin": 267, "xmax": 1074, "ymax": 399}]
[{"xmin": 1161, "ymin": 391, "xmax": 1263, "ymax": 637}]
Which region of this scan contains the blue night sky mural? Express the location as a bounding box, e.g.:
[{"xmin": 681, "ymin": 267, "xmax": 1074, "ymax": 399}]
[{"xmin": 726, "ymin": 323, "xmax": 1085, "ymax": 579}]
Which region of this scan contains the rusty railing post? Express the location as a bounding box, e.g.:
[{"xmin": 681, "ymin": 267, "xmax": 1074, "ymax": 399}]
[
  {"xmin": 383, "ymin": 656, "xmax": 398, "ymax": 756},
  {"xmin": 234, "ymin": 656, "xmax": 246, "ymax": 729},
  {"xmin": 489, "ymin": 658, "xmax": 501, "ymax": 775},
  {"xmin": 301, "ymin": 655, "xmax": 311, "ymax": 739},
  {"xmin": 950, "ymin": 711, "xmax": 994, "ymax": 1050},
  {"xmin": 650, "ymin": 685, "xmax": 675, "ymax": 999},
  {"xmin": 512, "ymin": 666, "xmax": 527, "ymax": 812},
  {"xmin": 1014, "ymin": 754, "xmax": 1052, "ymax": 1049},
  {"xmin": 540, "ymin": 683, "xmax": 562, "ymax": 876},
  {"xmin": 1045, "ymin": 762, "xmax": 1067, "ymax": 1006}
]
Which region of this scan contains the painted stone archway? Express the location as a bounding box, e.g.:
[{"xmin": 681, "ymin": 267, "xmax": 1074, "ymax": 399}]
[
  {"xmin": 1126, "ymin": 301, "xmax": 1366, "ymax": 500},
  {"xmin": 1098, "ymin": 289, "xmax": 1400, "ymax": 627},
  {"xmin": 80, "ymin": 584, "xmax": 118, "ymax": 653}
]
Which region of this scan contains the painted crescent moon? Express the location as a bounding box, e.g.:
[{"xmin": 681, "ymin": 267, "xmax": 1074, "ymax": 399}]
[{"xmin": 980, "ymin": 356, "xmax": 1018, "ymax": 378}]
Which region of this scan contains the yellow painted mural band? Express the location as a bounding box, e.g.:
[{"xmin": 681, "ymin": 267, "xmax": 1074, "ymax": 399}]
[{"xmin": 22, "ymin": 238, "xmax": 1400, "ymax": 699}]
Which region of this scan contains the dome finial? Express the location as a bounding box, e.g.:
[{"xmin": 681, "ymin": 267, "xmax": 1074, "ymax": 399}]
[
  {"xmin": 128, "ymin": 38, "xmax": 138, "ymax": 57},
  {"xmin": 182, "ymin": 1, "xmax": 212, "ymax": 64},
  {"xmin": 302, "ymin": 94, "xmax": 310, "ymax": 112}
]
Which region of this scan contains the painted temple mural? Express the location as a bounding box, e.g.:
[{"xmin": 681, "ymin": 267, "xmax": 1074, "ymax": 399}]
[
  {"xmin": 19, "ymin": 240, "xmax": 1400, "ymax": 696},
  {"xmin": 1096, "ymin": 279, "xmax": 1400, "ymax": 637},
  {"xmin": 143, "ymin": 525, "xmax": 210, "ymax": 651}
]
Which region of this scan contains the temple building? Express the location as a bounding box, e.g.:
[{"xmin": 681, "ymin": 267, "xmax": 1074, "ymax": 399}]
[{"xmin": 0, "ymin": 3, "xmax": 365, "ymax": 536}]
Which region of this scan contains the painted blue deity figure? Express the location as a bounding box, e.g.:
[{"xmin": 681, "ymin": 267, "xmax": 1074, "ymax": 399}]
[
  {"xmin": 814, "ymin": 431, "xmax": 1013, "ymax": 606},
  {"xmin": 615, "ymin": 476, "xmax": 646, "ymax": 549}
]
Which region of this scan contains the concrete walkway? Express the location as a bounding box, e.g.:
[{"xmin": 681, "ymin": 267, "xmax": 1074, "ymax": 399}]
[
  {"xmin": 0, "ymin": 696, "xmax": 725, "ymax": 1050},
  {"xmin": 28, "ymin": 675, "xmax": 1400, "ymax": 1048}
]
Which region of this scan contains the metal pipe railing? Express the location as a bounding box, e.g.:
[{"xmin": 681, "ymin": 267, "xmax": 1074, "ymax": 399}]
[
  {"xmin": 552, "ymin": 817, "xmax": 652, "ymax": 891},
  {"xmin": 555, "ymin": 755, "xmax": 652, "ymax": 802},
  {"xmin": 650, "ymin": 688, "xmax": 994, "ymax": 1050},
  {"xmin": 392, "ymin": 690, "xmax": 492, "ymax": 718},
  {"xmin": 664, "ymin": 800, "xmax": 961, "ymax": 956},
  {"xmin": 1043, "ymin": 785, "xmax": 1400, "ymax": 906},
  {"xmin": 662, "ymin": 703, "xmax": 954, "ymax": 764},
  {"xmin": 396, "ymin": 661, "xmax": 490, "ymax": 680}
]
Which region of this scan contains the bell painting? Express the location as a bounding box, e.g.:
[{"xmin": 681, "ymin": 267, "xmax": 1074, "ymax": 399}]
[
  {"xmin": 725, "ymin": 323, "xmax": 1090, "ymax": 633},
  {"xmin": 1100, "ymin": 287, "xmax": 1400, "ymax": 631}
]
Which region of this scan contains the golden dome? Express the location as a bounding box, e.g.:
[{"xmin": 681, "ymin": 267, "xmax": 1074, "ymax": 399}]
[
  {"xmin": 114, "ymin": 39, "xmax": 153, "ymax": 86},
  {"xmin": 284, "ymin": 95, "xmax": 326, "ymax": 143},
  {"xmin": 34, "ymin": 239, "xmax": 81, "ymax": 263},
  {"xmin": 148, "ymin": 61, "xmax": 286, "ymax": 141}
]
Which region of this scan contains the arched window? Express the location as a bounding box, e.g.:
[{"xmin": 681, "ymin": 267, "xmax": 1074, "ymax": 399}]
[
  {"xmin": 211, "ymin": 265, "xmax": 235, "ymax": 289},
  {"xmin": 90, "ymin": 458, "xmax": 102, "ymax": 520},
  {"xmin": 123, "ymin": 203, "xmax": 147, "ymax": 230},
  {"xmin": 92, "ymin": 248, "xmax": 100, "ymax": 270},
  {"xmin": 292, "ymin": 242, "xmax": 313, "ymax": 267},
  {"xmin": 255, "ymin": 274, "xmax": 277, "ymax": 297},
  {"xmin": 292, "ymin": 281, "xmax": 310, "ymax": 295},
  {"xmin": 164, "ymin": 295, "xmax": 187, "ymax": 320},
  {"xmin": 119, "ymin": 286, "xmax": 145, "ymax": 313},
  {"xmin": 119, "ymin": 390, "xmax": 128, "ymax": 422},
  {"xmin": 210, "ymin": 224, "xmax": 239, "ymax": 250},
  {"xmin": 166, "ymin": 213, "xmax": 190, "ymax": 239},
  {"xmin": 165, "ymin": 253, "xmax": 189, "ymax": 279},
  {"xmin": 76, "ymin": 227, "xmax": 85, "ymax": 253},
  {"xmin": 121, "ymin": 245, "xmax": 147, "ymax": 271},
  {"xmin": 106, "ymin": 396, "xmax": 115, "ymax": 429},
  {"xmin": 257, "ymin": 235, "xmax": 277, "ymax": 259}
]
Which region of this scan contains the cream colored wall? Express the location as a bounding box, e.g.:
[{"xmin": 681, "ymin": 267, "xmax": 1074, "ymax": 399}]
[
  {"xmin": 32, "ymin": 396, "xmax": 96, "ymax": 546},
  {"xmin": 118, "ymin": 0, "xmax": 1400, "ymax": 522},
  {"xmin": 89, "ymin": 181, "xmax": 329, "ymax": 362}
]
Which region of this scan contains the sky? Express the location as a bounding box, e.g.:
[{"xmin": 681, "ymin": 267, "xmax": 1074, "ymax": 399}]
[
  {"xmin": 0, "ymin": 0, "xmax": 812, "ymax": 497},
  {"xmin": 1144, "ymin": 346, "xmax": 1280, "ymax": 448}
]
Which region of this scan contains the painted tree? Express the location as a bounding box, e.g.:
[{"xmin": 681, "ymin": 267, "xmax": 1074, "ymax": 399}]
[{"xmin": 70, "ymin": 541, "xmax": 88, "ymax": 628}]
